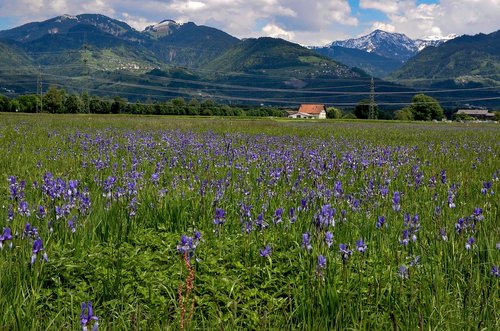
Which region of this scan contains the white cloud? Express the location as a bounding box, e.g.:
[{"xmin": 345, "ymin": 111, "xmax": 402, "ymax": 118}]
[
  {"xmin": 370, "ymin": 22, "xmax": 396, "ymax": 33},
  {"xmin": 262, "ymin": 23, "xmax": 295, "ymax": 40},
  {"xmin": 360, "ymin": 0, "xmax": 500, "ymax": 39},
  {"xmin": 121, "ymin": 12, "xmax": 156, "ymax": 31},
  {"xmin": 0, "ymin": 0, "xmax": 360, "ymax": 44},
  {"xmin": 0, "ymin": 0, "xmax": 498, "ymax": 45}
]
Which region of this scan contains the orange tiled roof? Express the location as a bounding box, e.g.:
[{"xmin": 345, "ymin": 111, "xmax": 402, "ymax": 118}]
[{"xmin": 298, "ymin": 104, "xmax": 326, "ymax": 115}]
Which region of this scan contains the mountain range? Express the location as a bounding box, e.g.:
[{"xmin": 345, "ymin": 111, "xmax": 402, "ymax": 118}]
[
  {"xmin": 0, "ymin": 14, "xmax": 498, "ymax": 109},
  {"xmin": 312, "ymin": 29, "xmax": 458, "ymax": 78}
]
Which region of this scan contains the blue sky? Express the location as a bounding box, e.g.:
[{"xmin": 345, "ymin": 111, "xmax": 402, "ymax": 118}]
[{"xmin": 0, "ymin": 1, "xmax": 498, "ymax": 45}]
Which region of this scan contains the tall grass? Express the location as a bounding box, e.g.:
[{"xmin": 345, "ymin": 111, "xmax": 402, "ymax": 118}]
[{"xmin": 0, "ymin": 113, "xmax": 498, "ymax": 330}]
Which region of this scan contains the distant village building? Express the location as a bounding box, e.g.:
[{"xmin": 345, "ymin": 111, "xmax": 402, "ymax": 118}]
[
  {"xmin": 288, "ymin": 104, "xmax": 327, "ymax": 119},
  {"xmin": 456, "ymin": 109, "xmax": 495, "ymax": 120}
]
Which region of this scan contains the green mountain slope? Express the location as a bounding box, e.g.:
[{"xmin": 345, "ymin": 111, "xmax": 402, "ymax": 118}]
[
  {"xmin": 312, "ymin": 46, "xmax": 403, "ymax": 78},
  {"xmin": 145, "ymin": 22, "xmax": 240, "ymax": 68},
  {"xmin": 389, "ymin": 30, "xmax": 500, "ymax": 87},
  {"xmin": 206, "ymin": 37, "xmax": 360, "ymax": 78}
]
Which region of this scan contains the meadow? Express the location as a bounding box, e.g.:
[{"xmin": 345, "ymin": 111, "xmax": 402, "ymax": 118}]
[{"xmin": 0, "ymin": 113, "xmax": 499, "ymax": 330}]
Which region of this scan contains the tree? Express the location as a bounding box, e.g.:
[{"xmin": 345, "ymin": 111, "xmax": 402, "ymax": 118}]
[
  {"xmin": 355, "ymin": 99, "xmax": 378, "ymax": 119},
  {"xmin": 43, "ymin": 86, "xmax": 66, "ymax": 113},
  {"xmin": 394, "ymin": 107, "xmax": 414, "ymax": 121},
  {"xmin": 64, "ymin": 94, "xmax": 83, "ymax": 113},
  {"xmin": 410, "ymin": 94, "xmax": 444, "ymax": 121},
  {"xmin": 493, "ymin": 111, "xmax": 500, "ymax": 121},
  {"xmin": 326, "ymin": 107, "xmax": 343, "ymax": 119},
  {"xmin": 80, "ymin": 92, "xmax": 90, "ymax": 113},
  {"xmin": 111, "ymin": 96, "xmax": 127, "ymax": 114},
  {"xmin": 0, "ymin": 94, "xmax": 9, "ymax": 112},
  {"xmin": 17, "ymin": 95, "xmax": 39, "ymax": 113}
]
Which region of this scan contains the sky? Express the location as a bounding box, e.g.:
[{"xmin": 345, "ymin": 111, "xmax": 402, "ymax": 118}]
[{"xmin": 0, "ymin": 0, "xmax": 499, "ymax": 45}]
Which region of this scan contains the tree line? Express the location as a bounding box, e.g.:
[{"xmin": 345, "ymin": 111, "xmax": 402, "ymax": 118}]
[
  {"xmin": 1, "ymin": 86, "xmax": 493, "ymax": 121},
  {"xmin": 0, "ymin": 86, "xmax": 285, "ymax": 117}
]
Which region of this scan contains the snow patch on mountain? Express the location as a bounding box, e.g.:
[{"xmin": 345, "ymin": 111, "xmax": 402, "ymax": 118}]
[
  {"xmin": 144, "ymin": 20, "xmax": 181, "ymax": 32},
  {"xmin": 328, "ymin": 30, "xmax": 457, "ymax": 62}
]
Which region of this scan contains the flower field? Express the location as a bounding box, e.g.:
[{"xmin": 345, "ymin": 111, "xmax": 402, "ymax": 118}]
[{"xmin": 0, "ymin": 113, "xmax": 499, "ymax": 330}]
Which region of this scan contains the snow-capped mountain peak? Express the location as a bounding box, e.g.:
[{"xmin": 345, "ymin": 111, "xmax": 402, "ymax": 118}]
[
  {"xmin": 328, "ymin": 30, "xmax": 457, "ymax": 62},
  {"xmin": 144, "ymin": 19, "xmax": 181, "ymax": 33}
]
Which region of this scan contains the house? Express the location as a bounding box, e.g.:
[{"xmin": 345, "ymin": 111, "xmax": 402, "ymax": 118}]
[
  {"xmin": 456, "ymin": 109, "xmax": 495, "ymax": 120},
  {"xmin": 288, "ymin": 104, "xmax": 327, "ymax": 119}
]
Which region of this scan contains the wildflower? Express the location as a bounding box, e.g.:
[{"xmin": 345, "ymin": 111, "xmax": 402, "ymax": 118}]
[
  {"xmin": 333, "ymin": 181, "xmax": 343, "ymax": 198},
  {"xmin": 313, "ymin": 204, "xmax": 335, "ymax": 229},
  {"xmin": 18, "ymin": 201, "xmax": 30, "ymax": 217},
  {"xmin": 301, "ymin": 232, "xmax": 312, "ymax": 251},
  {"xmin": 356, "ymin": 238, "xmax": 367, "ymax": 253},
  {"xmin": 23, "ymin": 223, "xmax": 38, "ymax": 239},
  {"xmin": 254, "ymin": 213, "xmax": 268, "ymax": 231},
  {"xmin": 213, "ymin": 208, "xmax": 226, "ymax": 226},
  {"xmin": 481, "ymin": 181, "xmax": 493, "ymax": 195},
  {"xmin": 376, "ymin": 216, "xmax": 386, "ymax": 229},
  {"xmin": 37, "ymin": 205, "xmax": 46, "ymax": 219},
  {"xmin": 316, "ymin": 255, "xmax": 327, "ymax": 279},
  {"xmin": 259, "ymin": 244, "xmax": 272, "ymax": 258},
  {"xmin": 440, "ymin": 169, "xmax": 447, "ymax": 184},
  {"xmin": 0, "ymin": 228, "xmax": 13, "ymax": 249},
  {"xmin": 400, "ymin": 229, "xmax": 410, "ymax": 246},
  {"xmin": 496, "ymin": 242, "xmax": 500, "ymax": 250},
  {"xmin": 68, "ymin": 217, "xmax": 76, "ymax": 233},
  {"xmin": 465, "ymin": 237, "xmax": 475, "ymax": 250},
  {"xmin": 491, "ymin": 265, "xmax": 499, "ymax": 277},
  {"xmin": 339, "ymin": 243, "xmax": 352, "ymax": 262},
  {"xmin": 398, "ymin": 265, "xmax": 409, "ymax": 279},
  {"xmin": 273, "ymin": 207, "xmax": 283, "ymax": 224},
  {"xmin": 439, "ymin": 228, "xmax": 448, "ymax": 241},
  {"xmin": 408, "ymin": 255, "xmax": 421, "ymax": 267},
  {"xmin": 325, "ymin": 231, "xmax": 334, "ymax": 248},
  {"xmin": 31, "ymin": 238, "xmax": 48, "ymax": 264},
  {"xmin": 288, "ymin": 207, "xmax": 297, "ymax": 224},
  {"xmin": 472, "ymin": 208, "xmax": 484, "ymax": 221},
  {"xmin": 392, "ymin": 192, "xmax": 401, "ymax": 211},
  {"xmin": 447, "ymin": 192, "xmax": 455, "ymax": 208},
  {"xmin": 80, "ymin": 301, "xmax": 99, "ymax": 331}
]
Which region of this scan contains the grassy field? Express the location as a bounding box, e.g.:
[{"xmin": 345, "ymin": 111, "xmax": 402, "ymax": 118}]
[{"xmin": 0, "ymin": 113, "xmax": 499, "ymax": 330}]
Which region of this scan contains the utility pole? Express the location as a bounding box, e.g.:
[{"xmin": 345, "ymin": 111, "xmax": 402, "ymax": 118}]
[
  {"xmin": 37, "ymin": 67, "xmax": 43, "ymax": 113},
  {"xmin": 369, "ymin": 76, "xmax": 376, "ymax": 119},
  {"xmin": 82, "ymin": 32, "xmax": 90, "ymax": 113}
]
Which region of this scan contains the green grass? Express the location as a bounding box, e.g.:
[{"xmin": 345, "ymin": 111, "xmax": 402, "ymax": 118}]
[{"xmin": 0, "ymin": 113, "xmax": 499, "ymax": 330}]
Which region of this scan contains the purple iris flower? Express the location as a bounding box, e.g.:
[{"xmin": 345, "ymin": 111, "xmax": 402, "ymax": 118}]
[
  {"xmin": 254, "ymin": 213, "xmax": 268, "ymax": 231},
  {"xmin": 356, "ymin": 239, "xmax": 367, "ymax": 253},
  {"xmin": 81, "ymin": 301, "xmax": 99, "ymax": 331},
  {"xmin": 317, "ymin": 255, "xmax": 327, "ymax": 269},
  {"xmin": 339, "ymin": 243, "xmax": 352, "ymax": 261},
  {"xmin": 259, "ymin": 244, "xmax": 272, "ymax": 258},
  {"xmin": 18, "ymin": 201, "xmax": 30, "ymax": 217},
  {"xmin": 400, "ymin": 230, "xmax": 410, "ymax": 246},
  {"xmin": 440, "ymin": 169, "xmax": 447, "ymax": 184},
  {"xmin": 316, "ymin": 255, "xmax": 327, "ymax": 279},
  {"xmin": 325, "ymin": 231, "xmax": 334, "ymax": 248},
  {"xmin": 0, "ymin": 228, "xmax": 13, "ymax": 249},
  {"xmin": 465, "ymin": 237, "xmax": 475, "ymax": 250},
  {"xmin": 213, "ymin": 208, "xmax": 226, "ymax": 226},
  {"xmin": 392, "ymin": 192, "xmax": 401, "ymax": 211},
  {"xmin": 274, "ymin": 208, "xmax": 283, "ymax": 224},
  {"xmin": 288, "ymin": 207, "xmax": 297, "ymax": 224},
  {"xmin": 376, "ymin": 216, "xmax": 386, "ymax": 229},
  {"xmin": 491, "ymin": 265, "xmax": 499, "ymax": 278},
  {"xmin": 439, "ymin": 228, "xmax": 448, "ymax": 241},
  {"xmin": 31, "ymin": 238, "xmax": 48, "ymax": 264},
  {"xmin": 398, "ymin": 265, "xmax": 409, "ymax": 279},
  {"xmin": 302, "ymin": 232, "xmax": 312, "ymax": 251}
]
